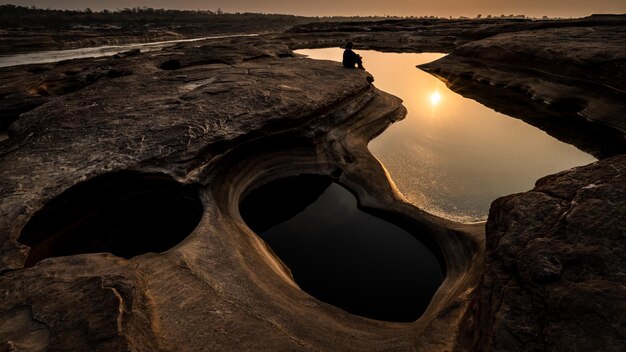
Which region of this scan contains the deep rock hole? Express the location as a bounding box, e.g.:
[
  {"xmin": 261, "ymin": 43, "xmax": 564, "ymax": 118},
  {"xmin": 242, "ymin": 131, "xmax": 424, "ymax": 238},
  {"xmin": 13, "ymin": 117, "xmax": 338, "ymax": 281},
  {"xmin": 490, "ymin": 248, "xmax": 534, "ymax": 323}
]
[
  {"xmin": 19, "ymin": 172, "xmax": 203, "ymax": 267},
  {"xmin": 160, "ymin": 59, "xmax": 181, "ymax": 70},
  {"xmin": 240, "ymin": 174, "xmax": 445, "ymax": 322},
  {"xmin": 549, "ymin": 97, "xmax": 587, "ymax": 113}
]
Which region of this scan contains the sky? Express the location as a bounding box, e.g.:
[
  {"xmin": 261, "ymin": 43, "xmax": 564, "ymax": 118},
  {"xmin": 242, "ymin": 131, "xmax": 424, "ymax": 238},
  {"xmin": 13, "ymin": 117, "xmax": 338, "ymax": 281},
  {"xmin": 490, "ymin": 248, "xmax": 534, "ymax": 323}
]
[{"xmin": 2, "ymin": 0, "xmax": 626, "ymax": 18}]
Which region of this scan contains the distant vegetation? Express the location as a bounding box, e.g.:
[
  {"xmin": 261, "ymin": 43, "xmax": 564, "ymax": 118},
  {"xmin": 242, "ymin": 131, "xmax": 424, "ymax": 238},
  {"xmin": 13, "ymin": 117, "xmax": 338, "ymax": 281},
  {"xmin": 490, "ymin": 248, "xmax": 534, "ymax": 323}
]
[
  {"xmin": 0, "ymin": 5, "xmax": 320, "ymax": 31},
  {"xmin": 0, "ymin": 5, "xmax": 569, "ymax": 31},
  {"xmin": 0, "ymin": 5, "xmax": 400, "ymax": 55}
]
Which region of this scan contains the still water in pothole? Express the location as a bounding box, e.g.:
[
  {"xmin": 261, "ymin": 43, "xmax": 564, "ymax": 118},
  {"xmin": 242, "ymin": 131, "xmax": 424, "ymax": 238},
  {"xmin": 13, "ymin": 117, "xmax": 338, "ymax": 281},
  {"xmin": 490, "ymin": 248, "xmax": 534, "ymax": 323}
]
[
  {"xmin": 240, "ymin": 175, "xmax": 444, "ymax": 322},
  {"xmin": 296, "ymin": 49, "xmax": 597, "ymax": 223}
]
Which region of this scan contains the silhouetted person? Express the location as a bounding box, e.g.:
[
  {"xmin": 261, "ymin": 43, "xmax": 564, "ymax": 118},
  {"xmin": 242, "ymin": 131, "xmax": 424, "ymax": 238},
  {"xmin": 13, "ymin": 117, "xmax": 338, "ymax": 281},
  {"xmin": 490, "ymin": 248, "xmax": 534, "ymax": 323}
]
[{"xmin": 342, "ymin": 42, "xmax": 364, "ymax": 70}]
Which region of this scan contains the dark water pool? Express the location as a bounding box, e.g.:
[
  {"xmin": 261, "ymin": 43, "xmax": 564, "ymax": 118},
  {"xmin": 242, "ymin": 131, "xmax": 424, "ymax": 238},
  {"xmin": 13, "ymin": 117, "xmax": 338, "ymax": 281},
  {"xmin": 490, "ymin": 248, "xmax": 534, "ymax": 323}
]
[{"xmin": 240, "ymin": 175, "xmax": 444, "ymax": 322}]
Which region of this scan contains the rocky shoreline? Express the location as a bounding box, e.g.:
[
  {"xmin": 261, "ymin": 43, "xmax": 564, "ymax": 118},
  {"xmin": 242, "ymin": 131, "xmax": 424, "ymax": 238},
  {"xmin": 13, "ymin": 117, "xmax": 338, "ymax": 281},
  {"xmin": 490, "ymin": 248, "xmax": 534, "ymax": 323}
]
[
  {"xmin": 419, "ymin": 22, "xmax": 626, "ymax": 158},
  {"xmin": 1, "ymin": 15, "xmax": 625, "ymax": 351}
]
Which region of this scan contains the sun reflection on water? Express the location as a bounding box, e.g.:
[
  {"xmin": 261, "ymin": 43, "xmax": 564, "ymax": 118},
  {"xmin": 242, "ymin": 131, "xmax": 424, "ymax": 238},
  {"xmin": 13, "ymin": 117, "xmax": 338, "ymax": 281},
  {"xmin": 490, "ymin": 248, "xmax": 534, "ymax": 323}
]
[
  {"xmin": 429, "ymin": 91, "xmax": 442, "ymax": 106},
  {"xmin": 294, "ymin": 48, "xmax": 597, "ymax": 223}
]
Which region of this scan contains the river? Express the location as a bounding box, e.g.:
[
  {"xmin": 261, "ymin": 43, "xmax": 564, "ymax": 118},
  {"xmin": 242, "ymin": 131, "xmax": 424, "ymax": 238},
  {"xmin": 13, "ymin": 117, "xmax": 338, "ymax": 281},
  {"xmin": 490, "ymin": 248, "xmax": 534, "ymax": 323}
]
[{"xmin": 0, "ymin": 34, "xmax": 258, "ymax": 68}]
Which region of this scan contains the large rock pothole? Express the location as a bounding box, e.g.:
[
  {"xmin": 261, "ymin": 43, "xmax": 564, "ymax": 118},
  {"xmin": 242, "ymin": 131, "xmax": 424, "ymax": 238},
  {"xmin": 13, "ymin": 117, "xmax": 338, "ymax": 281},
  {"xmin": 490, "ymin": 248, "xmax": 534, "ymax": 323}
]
[
  {"xmin": 18, "ymin": 171, "xmax": 203, "ymax": 267},
  {"xmin": 240, "ymin": 174, "xmax": 445, "ymax": 322}
]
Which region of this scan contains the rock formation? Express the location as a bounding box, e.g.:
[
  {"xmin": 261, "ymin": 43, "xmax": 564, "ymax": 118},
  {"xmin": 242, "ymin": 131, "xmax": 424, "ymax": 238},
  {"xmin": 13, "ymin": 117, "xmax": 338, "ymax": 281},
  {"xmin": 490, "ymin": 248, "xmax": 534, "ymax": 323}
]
[
  {"xmin": 281, "ymin": 15, "xmax": 626, "ymax": 54},
  {"xmin": 419, "ymin": 19, "xmax": 626, "ymax": 158},
  {"xmin": 414, "ymin": 17, "xmax": 626, "ymax": 351},
  {"xmin": 0, "ymin": 38, "xmax": 483, "ymax": 351},
  {"xmin": 464, "ymin": 154, "xmax": 626, "ymax": 351},
  {"xmin": 1, "ymin": 15, "xmax": 625, "ymax": 351}
]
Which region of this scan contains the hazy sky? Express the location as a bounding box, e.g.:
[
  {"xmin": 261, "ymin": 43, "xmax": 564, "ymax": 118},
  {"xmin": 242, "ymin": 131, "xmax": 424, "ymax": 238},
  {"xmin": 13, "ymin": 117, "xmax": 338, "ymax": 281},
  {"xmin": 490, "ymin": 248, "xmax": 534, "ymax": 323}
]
[{"xmin": 3, "ymin": 0, "xmax": 625, "ymax": 18}]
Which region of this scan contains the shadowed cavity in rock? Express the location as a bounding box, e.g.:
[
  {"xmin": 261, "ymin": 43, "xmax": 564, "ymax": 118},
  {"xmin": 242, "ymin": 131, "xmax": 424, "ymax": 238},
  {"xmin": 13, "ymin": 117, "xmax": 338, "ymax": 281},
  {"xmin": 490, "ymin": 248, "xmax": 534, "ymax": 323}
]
[
  {"xmin": 18, "ymin": 171, "xmax": 203, "ymax": 267},
  {"xmin": 240, "ymin": 174, "xmax": 446, "ymax": 322}
]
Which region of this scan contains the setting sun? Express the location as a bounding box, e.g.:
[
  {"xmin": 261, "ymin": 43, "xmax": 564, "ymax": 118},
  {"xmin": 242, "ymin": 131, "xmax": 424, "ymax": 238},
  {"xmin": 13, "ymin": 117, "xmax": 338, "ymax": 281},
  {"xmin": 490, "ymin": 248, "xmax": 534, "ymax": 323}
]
[{"xmin": 429, "ymin": 91, "xmax": 442, "ymax": 105}]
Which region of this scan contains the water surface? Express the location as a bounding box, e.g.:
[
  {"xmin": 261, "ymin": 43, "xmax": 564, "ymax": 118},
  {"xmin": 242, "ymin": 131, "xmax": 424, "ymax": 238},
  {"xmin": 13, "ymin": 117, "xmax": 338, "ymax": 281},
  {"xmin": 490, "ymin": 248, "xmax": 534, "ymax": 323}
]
[
  {"xmin": 0, "ymin": 34, "xmax": 258, "ymax": 68},
  {"xmin": 240, "ymin": 175, "xmax": 444, "ymax": 322},
  {"xmin": 296, "ymin": 49, "xmax": 596, "ymax": 222}
]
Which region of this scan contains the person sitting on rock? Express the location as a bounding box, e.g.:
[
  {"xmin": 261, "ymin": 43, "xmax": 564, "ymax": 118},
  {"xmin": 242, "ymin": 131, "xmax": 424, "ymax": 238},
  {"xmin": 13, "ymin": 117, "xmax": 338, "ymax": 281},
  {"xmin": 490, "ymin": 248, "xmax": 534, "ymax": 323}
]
[{"xmin": 342, "ymin": 42, "xmax": 365, "ymax": 70}]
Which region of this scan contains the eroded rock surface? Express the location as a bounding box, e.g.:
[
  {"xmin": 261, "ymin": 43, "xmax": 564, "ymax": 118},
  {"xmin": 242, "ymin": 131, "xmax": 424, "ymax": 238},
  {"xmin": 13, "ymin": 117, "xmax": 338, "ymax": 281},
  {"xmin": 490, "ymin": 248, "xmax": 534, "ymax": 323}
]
[
  {"xmin": 1, "ymin": 16, "xmax": 625, "ymax": 351},
  {"xmin": 0, "ymin": 37, "xmax": 483, "ymax": 351},
  {"xmin": 281, "ymin": 15, "xmax": 626, "ymax": 54},
  {"xmin": 463, "ymin": 155, "xmax": 626, "ymax": 351},
  {"xmin": 1, "ymin": 255, "xmax": 157, "ymax": 351},
  {"xmin": 0, "ymin": 58, "xmax": 132, "ymax": 132}
]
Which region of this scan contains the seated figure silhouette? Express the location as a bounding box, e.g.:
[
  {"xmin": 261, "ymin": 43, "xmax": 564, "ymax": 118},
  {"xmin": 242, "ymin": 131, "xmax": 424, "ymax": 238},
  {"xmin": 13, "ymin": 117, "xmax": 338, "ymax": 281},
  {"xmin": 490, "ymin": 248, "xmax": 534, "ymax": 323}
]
[{"xmin": 342, "ymin": 42, "xmax": 364, "ymax": 70}]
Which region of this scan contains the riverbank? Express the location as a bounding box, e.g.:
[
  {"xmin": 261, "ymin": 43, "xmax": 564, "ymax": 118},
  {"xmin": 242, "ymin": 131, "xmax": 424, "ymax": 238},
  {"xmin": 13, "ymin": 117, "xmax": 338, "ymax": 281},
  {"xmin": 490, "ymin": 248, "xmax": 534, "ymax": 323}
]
[{"xmin": 0, "ymin": 5, "xmax": 316, "ymax": 54}]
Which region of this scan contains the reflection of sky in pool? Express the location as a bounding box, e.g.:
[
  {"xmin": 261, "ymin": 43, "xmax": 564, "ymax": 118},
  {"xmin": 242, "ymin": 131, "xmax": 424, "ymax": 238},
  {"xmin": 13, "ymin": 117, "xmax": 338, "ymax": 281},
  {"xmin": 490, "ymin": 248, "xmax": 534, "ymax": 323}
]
[{"xmin": 296, "ymin": 48, "xmax": 597, "ymax": 223}]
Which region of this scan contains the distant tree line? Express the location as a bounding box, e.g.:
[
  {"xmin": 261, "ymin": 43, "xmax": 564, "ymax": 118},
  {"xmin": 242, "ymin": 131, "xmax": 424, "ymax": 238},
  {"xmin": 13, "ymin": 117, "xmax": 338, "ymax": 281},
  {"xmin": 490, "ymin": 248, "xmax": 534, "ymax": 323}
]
[
  {"xmin": 0, "ymin": 5, "xmax": 564, "ymax": 31},
  {"xmin": 0, "ymin": 4, "xmax": 313, "ymax": 29}
]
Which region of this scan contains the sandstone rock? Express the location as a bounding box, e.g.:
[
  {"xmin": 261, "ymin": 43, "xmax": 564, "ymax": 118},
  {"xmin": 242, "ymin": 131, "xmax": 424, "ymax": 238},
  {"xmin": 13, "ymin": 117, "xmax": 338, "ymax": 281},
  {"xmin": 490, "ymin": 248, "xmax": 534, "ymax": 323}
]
[
  {"xmin": 0, "ymin": 59, "xmax": 133, "ymax": 133},
  {"xmin": 280, "ymin": 15, "xmax": 626, "ymax": 54},
  {"xmin": 0, "ymin": 38, "xmax": 483, "ymax": 351},
  {"xmin": 1, "ymin": 16, "xmax": 625, "ymax": 351},
  {"xmin": 463, "ymin": 155, "xmax": 626, "ymax": 351},
  {"xmin": 0, "ymin": 254, "xmax": 157, "ymax": 351},
  {"xmin": 285, "ymin": 16, "xmax": 626, "ymax": 350}
]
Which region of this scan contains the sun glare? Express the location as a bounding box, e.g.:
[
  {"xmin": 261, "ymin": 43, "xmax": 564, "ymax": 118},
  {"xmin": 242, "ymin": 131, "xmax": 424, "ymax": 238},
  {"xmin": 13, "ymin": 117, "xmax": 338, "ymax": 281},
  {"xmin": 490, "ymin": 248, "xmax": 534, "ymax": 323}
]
[{"xmin": 429, "ymin": 92, "xmax": 442, "ymax": 106}]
